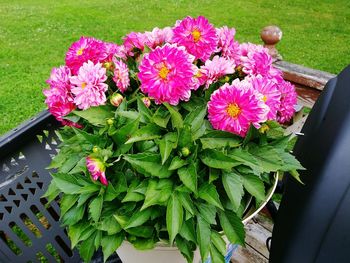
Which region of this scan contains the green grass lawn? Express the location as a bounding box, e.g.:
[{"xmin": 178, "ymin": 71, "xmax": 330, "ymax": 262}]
[{"xmin": 0, "ymin": 0, "xmax": 349, "ymax": 135}]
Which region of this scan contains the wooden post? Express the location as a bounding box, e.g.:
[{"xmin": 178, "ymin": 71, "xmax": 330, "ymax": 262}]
[{"xmin": 260, "ymin": 25, "xmax": 282, "ymax": 62}]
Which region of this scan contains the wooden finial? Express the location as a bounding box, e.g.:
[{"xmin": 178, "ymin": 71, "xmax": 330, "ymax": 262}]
[{"xmin": 261, "ymin": 25, "xmax": 282, "ymax": 61}]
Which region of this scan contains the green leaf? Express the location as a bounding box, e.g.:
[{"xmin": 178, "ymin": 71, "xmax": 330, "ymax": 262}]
[
  {"xmin": 211, "ymin": 231, "xmax": 227, "ymax": 256},
  {"xmin": 289, "ymin": 169, "xmax": 305, "ymax": 184},
  {"xmin": 179, "ymin": 218, "xmax": 196, "ymax": 243},
  {"xmin": 77, "ymin": 193, "xmax": 93, "ymax": 207},
  {"xmin": 126, "ymin": 226, "xmax": 154, "ymax": 238},
  {"xmin": 115, "ymin": 110, "xmax": 139, "ymax": 121},
  {"xmin": 197, "ymin": 215, "xmax": 211, "ymax": 261},
  {"xmin": 137, "ymin": 97, "xmax": 153, "ymax": 122},
  {"xmin": 79, "ymin": 232, "xmax": 96, "ymax": 262},
  {"xmin": 61, "ymin": 204, "xmax": 85, "ymax": 226},
  {"xmin": 164, "ymin": 103, "xmax": 183, "ymax": 129},
  {"xmin": 197, "ymin": 203, "xmax": 216, "ymax": 225},
  {"xmin": 125, "ymin": 208, "xmax": 153, "ymax": 229},
  {"xmin": 184, "ymin": 105, "xmax": 207, "ymax": 133},
  {"xmin": 95, "ymin": 230, "xmax": 102, "ymax": 251},
  {"xmin": 222, "ymin": 171, "xmax": 244, "ymax": 212},
  {"xmin": 152, "ymin": 106, "xmax": 171, "ymax": 128},
  {"xmin": 178, "ymin": 125, "xmax": 192, "ymax": 149},
  {"xmin": 177, "ymin": 192, "xmax": 196, "ymax": 216},
  {"xmin": 68, "ymin": 222, "xmax": 90, "ymax": 248},
  {"xmin": 124, "ymin": 153, "xmax": 173, "ymax": 178},
  {"xmin": 52, "ymin": 173, "xmax": 83, "ymax": 194},
  {"xmin": 200, "ymin": 149, "xmax": 240, "ymax": 170},
  {"xmin": 209, "ymin": 168, "xmax": 220, "ymax": 183},
  {"xmin": 277, "ymin": 150, "xmax": 304, "ymax": 171},
  {"xmin": 72, "ymin": 106, "xmax": 114, "ymax": 126},
  {"xmin": 43, "ymin": 181, "xmax": 60, "ymax": 204},
  {"xmin": 175, "ymin": 236, "xmax": 194, "ymax": 263},
  {"xmin": 141, "ymin": 179, "xmax": 173, "ymax": 210},
  {"xmin": 111, "ymin": 118, "xmax": 139, "ymax": 147},
  {"xmin": 166, "ymin": 193, "xmax": 183, "ymax": 244},
  {"xmin": 99, "ymin": 216, "xmax": 122, "ymax": 235},
  {"xmin": 228, "ymin": 148, "xmax": 261, "ymax": 174},
  {"xmin": 113, "ymin": 214, "xmax": 129, "ymax": 228},
  {"xmin": 249, "ymin": 145, "xmax": 283, "ymax": 172},
  {"xmin": 178, "ymin": 163, "xmax": 197, "ymax": 193},
  {"xmin": 89, "ymin": 195, "xmax": 103, "ymax": 222},
  {"xmin": 169, "ymin": 156, "xmax": 188, "ymax": 170},
  {"xmin": 130, "ymin": 237, "xmax": 157, "ymax": 250},
  {"xmin": 218, "ymin": 210, "xmax": 245, "ymax": 245},
  {"xmin": 242, "ymin": 174, "xmax": 265, "ymax": 201},
  {"xmin": 101, "ymin": 233, "xmax": 124, "ymax": 262},
  {"xmin": 198, "ymin": 183, "xmax": 224, "ymax": 210},
  {"xmin": 126, "ymin": 123, "xmax": 162, "ymax": 144},
  {"xmin": 75, "ymin": 184, "xmax": 100, "ymax": 194},
  {"xmin": 210, "ymin": 245, "xmax": 225, "ymax": 263},
  {"xmin": 104, "ymin": 183, "xmax": 119, "ymax": 202},
  {"xmin": 158, "ymin": 132, "xmax": 178, "ymax": 164},
  {"xmin": 60, "ymin": 194, "xmax": 79, "ymax": 216}
]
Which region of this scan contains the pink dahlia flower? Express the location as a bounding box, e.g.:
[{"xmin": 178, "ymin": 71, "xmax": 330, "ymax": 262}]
[
  {"xmin": 239, "ymin": 43, "xmax": 273, "ymax": 76},
  {"xmin": 172, "ymin": 16, "xmax": 217, "ymax": 61},
  {"xmin": 70, "ymin": 61, "xmax": 108, "ymax": 110},
  {"xmin": 104, "ymin": 42, "xmax": 120, "ymax": 62},
  {"xmin": 248, "ymin": 75, "xmax": 281, "ymax": 120},
  {"xmin": 122, "ymin": 32, "xmax": 147, "ymax": 56},
  {"xmin": 200, "ymin": 55, "xmax": 236, "ymax": 88},
  {"xmin": 112, "ymin": 58, "xmax": 130, "ymax": 92},
  {"xmin": 216, "ymin": 26, "xmax": 240, "ymax": 59},
  {"xmin": 138, "ymin": 44, "xmax": 195, "ymax": 105},
  {"xmin": 44, "ymin": 66, "xmax": 80, "ymax": 127},
  {"xmin": 144, "ymin": 27, "xmax": 174, "ymax": 49},
  {"xmin": 277, "ymin": 80, "xmax": 297, "ymax": 123},
  {"xmin": 65, "ymin": 37, "xmax": 109, "ymax": 74},
  {"xmin": 208, "ymin": 80, "xmax": 268, "ymax": 137},
  {"xmin": 86, "ymin": 156, "xmax": 107, "ymax": 186}
]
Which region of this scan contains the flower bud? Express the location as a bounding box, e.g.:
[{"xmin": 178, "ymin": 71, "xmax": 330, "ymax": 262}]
[
  {"xmin": 86, "ymin": 156, "xmax": 107, "ymax": 185},
  {"xmin": 103, "ymin": 61, "xmax": 114, "ymax": 71},
  {"xmin": 181, "ymin": 147, "xmax": 191, "ymax": 157},
  {"xmin": 107, "ymin": 118, "xmax": 114, "ymax": 125},
  {"xmin": 259, "ymin": 123, "xmax": 270, "ymax": 134},
  {"xmin": 110, "ymin": 93, "xmax": 123, "ymax": 107},
  {"xmin": 142, "ymin": 97, "xmax": 151, "ymax": 108},
  {"xmin": 92, "ymin": 146, "xmax": 99, "ymax": 153}
]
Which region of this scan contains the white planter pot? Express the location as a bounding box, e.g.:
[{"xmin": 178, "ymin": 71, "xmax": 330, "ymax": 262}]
[{"xmin": 117, "ymin": 174, "xmax": 278, "ymax": 263}]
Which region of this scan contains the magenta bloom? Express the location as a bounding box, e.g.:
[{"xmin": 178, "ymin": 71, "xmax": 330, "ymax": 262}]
[
  {"xmin": 138, "ymin": 44, "xmax": 195, "ymax": 105},
  {"xmin": 172, "ymin": 16, "xmax": 217, "ymax": 61},
  {"xmin": 70, "ymin": 61, "xmax": 108, "ymax": 110},
  {"xmin": 144, "ymin": 27, "xmax": 174, "ymax": 49},
  {"xmin": 238, "ymin": 43, "xmax": 272, "ymax": 76},
  {"xmin": 216, "ymin": 26, "xmax": 240, "ymax": 59},
  {"xmin": 208, "ymin": 80, "xmax": 268, "ymax": 137},
  {"xmin": 112, "ymin": 58, "xmax": 130, "ymax": 92},
  {"xmin": 277, "ymin": 80, "xmax": 297, "ymax": 123},
  {"xmin": 44, "ymin": 66, "xmax": 78, "ymax": 126},
  {"xmin": 86, "ymin": 156, "xmax": 107, "ymax": 186},
  {"xmin": 249, "ymin": 75, "xmax": 281, "ymax": 120},
  {"xmin": 65, "ymin": 37, "xmax": 109, "ymax": 74},
  {"xmin": 200, "ymin": 55, "xmax": 236, "ymax": 88}
]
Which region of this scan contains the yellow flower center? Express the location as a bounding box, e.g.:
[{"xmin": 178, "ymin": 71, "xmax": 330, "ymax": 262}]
[
  {"xmin": 81, "ymin": 82, "xmax": 87, "ymax": 89},
  {"xmin": 194, "ymin": 71, "xmax": 202, "ymax": 78},
  {"xmin": 192, "ymin": 29, "xmax": 201, "ymax": 42},
  {"xmin": 262, "ymin": 95, "xmax": 267, "ymax": 102},
  {"xmin": 77, "ymin": 48, "xmax": 84, "ymax": 56},
  {"xmin": 226, "ymin": 103, "xmax": 241, "ymax": 118},
  {"xmin": 159, "ymin": 65, "xmax": 170, "ymax": 80}
]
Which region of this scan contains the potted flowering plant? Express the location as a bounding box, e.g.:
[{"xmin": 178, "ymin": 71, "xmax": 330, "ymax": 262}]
[{"xmin": 43, "ymin": 16, "xmax": 302, "ymax": 263}]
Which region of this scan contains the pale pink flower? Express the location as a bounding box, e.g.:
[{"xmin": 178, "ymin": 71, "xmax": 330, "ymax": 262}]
[
  {"xmin": 172, "ymin": 16, "xmax": 217, "ymax": 61},
  {"xmin": 138, "ymin": 44, "xmax": 195, "ymax": 105},
  {"xmin": 248, "ymin": 75, "xmax": 281, "ymax": 120},
  {"xmin": 44, "ymin": 66, "xmax": 80, "ymax": 127},
  {"xmin": 200, "ymin": 55, "xmax": 236, "ymax": 88},
  {"xmin": 105, "ymin": 42, "xmax": 120, "ymax": 62},
  {"xmin": 70, "ymin": 61, "xmax": 108, "ymax": 110},
  {"xmin": 112, "ymin": 58, "xmax": 130, "ymax": 92},
  {"xmin": 122, "ymin": 32, "xmax": 147, "ymax": 56},
  {"xmin": 216, "ymin": 26, "xmax": 240, "ymax": 59},
  {"xmin": 239, "ymin": 43, "xmax": 273, "ymax": 76},
  {"xmin": 277, "ymin": 80, "xmax": 297, "ymax": 123},
  {"xmin": 208, "ymin": 80, "xmax": 268, "ymax": 137},
  {"xmin": 144, "ymin": 27, "xmax": 174, "ymax": 49},
  {"xmin": 86, "ymin": 156, "xmax": 107, "ymax": 185},
  {"xmin": 65, "ymin": 37, "xmax": 109, "ymax": 74}
]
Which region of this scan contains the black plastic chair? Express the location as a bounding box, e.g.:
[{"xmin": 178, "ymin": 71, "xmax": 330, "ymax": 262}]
[
  {"xmin": 270, "ymin": 65, "xmax": 350, "ymax": 262},
  {"xmin": 0, "ymin": 111, "xmax": 120, "ymax": 263}
]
